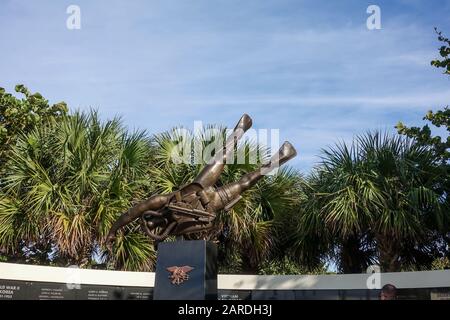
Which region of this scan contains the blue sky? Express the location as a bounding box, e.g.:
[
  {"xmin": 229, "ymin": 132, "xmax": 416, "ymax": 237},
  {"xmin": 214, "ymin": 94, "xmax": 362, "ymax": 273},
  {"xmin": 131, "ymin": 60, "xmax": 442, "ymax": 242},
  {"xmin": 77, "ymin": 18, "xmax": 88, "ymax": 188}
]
[{"xmin": 1, "ymin": 0, "xmax": 450, "ymax": 173}]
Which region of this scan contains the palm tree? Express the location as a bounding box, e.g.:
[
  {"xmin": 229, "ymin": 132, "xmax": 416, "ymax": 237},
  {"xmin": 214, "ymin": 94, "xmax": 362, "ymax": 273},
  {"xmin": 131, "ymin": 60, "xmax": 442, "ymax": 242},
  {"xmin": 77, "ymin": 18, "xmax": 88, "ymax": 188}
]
[
  {"xmin": 297, "ymin": 131, "xmax": 448, "ymax": 272},
  {"xmin": 0, "ymin": 113, "xmax": 305, "ymax": 273},
  {"xmin": 0, "ymin": 111, "xmax": 155, "ymax": 270}
]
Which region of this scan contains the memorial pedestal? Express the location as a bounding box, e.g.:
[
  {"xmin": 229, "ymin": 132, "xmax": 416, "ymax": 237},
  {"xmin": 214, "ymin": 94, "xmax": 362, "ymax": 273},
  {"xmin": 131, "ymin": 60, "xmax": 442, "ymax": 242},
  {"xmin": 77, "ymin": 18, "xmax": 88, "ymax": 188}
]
[{"xmin": 153, "ymin": 240, "xmax": 217, "ymax": 300}]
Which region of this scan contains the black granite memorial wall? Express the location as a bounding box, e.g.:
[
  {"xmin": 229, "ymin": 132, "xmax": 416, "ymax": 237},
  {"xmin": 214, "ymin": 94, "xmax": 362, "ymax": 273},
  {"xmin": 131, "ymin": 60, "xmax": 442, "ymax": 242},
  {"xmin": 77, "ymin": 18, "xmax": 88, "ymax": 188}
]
[{"xmin": 0, "ymin": 279, "xmax": 153, "ymax": 300}]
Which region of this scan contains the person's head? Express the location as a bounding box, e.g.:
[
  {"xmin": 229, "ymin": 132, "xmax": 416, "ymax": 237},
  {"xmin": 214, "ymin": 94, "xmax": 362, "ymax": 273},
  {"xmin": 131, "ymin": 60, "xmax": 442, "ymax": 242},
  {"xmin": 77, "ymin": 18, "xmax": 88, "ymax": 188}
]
[{"xmin": 380, "ymin": 284, "xmax": 397, "ymax": 300}]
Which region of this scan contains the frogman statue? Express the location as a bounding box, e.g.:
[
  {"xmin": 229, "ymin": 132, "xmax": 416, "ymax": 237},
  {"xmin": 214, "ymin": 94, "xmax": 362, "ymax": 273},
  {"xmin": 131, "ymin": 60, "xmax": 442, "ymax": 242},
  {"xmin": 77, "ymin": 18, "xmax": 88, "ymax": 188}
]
[{"xmin": 105, "ymin": 114, "xmax": 297, "ymax": 248}]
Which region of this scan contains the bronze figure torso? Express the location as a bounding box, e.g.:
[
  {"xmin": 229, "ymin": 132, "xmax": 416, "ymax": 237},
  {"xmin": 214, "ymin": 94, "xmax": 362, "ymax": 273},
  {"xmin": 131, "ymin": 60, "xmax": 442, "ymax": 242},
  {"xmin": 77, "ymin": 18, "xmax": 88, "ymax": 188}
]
[{"xmin": 106, "ymin": 114, "xmax": 297, "ymax": 246}]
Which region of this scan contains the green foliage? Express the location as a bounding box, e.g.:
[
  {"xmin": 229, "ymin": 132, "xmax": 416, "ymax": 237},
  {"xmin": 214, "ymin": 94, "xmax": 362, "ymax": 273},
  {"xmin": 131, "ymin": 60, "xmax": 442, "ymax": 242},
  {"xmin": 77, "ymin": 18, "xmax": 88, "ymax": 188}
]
[
  {"xmin": 0, "ymin": 106, "xmax": 305, "ymax": 273},
  {"xmin": 258, "ymin": 256, "xmax": 328, "ymax": 275},
  {"xmin": 149, "ymin": 126, "xmax": 305, "ymax": 273},
  {"xmin": 431, "ymin": 257, "xmax": 450, "ymax": 270},
  {"xmin": 430, "ymin": 28, "xmax": 450, "ymax": 74},
  {"xmin": 297, "ymin": 132, "xmax": 448, "ymax": 272},
  {"xmin": 396, "ymin": 107, "xmax": 450, "ymax": 164},
  {"xmin": 0, "ymin": 110, "xmax": 155, "ymax": 271},
  {"xmin": 394, "ymin": 29, "xmax": 450, "ymax": 271},
  {"xmin": 396, "ymin": 29, "xmax": 450, "ymax": 166},
  {"xmin": 0, "ymin": 85, "xmax": 67, "ymax": 165}
]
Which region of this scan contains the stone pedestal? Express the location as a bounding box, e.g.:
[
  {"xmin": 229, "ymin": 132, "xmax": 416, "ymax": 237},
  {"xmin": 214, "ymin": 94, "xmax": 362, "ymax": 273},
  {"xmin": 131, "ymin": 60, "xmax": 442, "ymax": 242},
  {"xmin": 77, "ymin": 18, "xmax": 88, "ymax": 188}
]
[{"xmin": 153, "ymin": 240, "xmax": 217, "ymax": 300}]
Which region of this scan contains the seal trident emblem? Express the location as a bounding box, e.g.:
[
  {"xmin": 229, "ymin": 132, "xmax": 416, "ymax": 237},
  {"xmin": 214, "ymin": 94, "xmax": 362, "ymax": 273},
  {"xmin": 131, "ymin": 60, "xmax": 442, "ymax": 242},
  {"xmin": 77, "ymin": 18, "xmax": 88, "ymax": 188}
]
[{"xmin": 166, "ymin": 266, "xmax": 194, "ymax": 285}]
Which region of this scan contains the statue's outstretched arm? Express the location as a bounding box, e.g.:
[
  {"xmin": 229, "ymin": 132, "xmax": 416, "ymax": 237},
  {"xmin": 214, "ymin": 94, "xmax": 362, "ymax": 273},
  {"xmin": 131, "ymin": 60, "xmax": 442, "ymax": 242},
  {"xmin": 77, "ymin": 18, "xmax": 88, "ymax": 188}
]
[{"xmin": 106, "ymin": 194, "xmax": 172, "ymax": 247}]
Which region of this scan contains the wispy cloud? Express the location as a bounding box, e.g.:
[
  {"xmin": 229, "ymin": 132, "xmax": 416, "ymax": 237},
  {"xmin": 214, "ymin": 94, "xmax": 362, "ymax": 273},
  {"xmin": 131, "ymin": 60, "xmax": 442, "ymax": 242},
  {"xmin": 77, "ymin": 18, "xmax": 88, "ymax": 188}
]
[
  {"xmin": 1, "ymin": 0, "xmax": 449, "ymax": 172},
  {"xmin": 183, "ymin": 90, "xmax": 450, "ymax": 108}
]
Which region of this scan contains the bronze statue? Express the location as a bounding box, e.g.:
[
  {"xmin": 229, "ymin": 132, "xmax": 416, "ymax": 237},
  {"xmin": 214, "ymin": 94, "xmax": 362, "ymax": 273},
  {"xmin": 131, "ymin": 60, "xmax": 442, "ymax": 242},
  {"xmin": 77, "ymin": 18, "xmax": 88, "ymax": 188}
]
[{"xmin": 105, "ymin": 114, "xmax": 297, "ymax": 247}]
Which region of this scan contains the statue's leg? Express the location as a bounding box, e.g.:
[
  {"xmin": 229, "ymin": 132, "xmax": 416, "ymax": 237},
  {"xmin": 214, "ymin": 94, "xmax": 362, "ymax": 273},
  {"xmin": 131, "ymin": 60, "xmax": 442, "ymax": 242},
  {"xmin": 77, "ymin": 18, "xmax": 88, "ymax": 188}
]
[
  {"xmin": 183, "ymin": 114, "xmax": 252, "ymax": 194},
  {"xmin": 107, "ymin": 193, "xmax": 172, "ymax": 239},
  {"xmin": 212, "ymin": 141, "xmax": 297, "ymax": 211}
]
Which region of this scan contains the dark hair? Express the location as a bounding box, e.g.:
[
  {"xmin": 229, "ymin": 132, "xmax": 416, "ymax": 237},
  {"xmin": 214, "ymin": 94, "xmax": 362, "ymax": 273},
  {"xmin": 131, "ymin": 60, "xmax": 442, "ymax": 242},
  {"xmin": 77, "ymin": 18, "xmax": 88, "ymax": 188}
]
[{"xmin": 381, "ymin": 284, "xmax": 397, "ymax": 294}]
